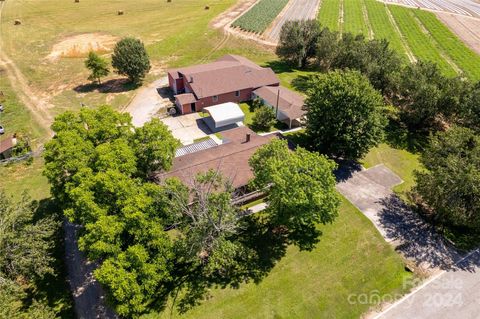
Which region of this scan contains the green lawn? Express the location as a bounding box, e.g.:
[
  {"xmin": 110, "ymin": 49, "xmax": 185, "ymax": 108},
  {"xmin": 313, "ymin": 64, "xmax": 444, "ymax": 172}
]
[
  {"xmin": 361, "ymin": 143, "xmax": 422, "ymax": 198},
  {"xmin": 148, "ymin": 197, "xmax": 412, "ymax": 319}
]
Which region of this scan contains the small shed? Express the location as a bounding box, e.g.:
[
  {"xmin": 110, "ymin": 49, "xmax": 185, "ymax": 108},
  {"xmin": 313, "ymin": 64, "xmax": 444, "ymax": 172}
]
[
  {"xmin": 0, "ymin": 135, "xmax": 16, "ymax": 160},
  {"xmin": 203, "ymin": 102, "xmax": 245, "ymax": 130}
]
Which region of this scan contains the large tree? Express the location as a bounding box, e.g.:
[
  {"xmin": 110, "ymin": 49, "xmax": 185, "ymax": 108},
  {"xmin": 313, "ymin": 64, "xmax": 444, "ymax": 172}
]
[
  {"xmin": 276, "ymin": 20, "xmax": 320, "ymax": 68},
  {"xmin": 0, "ymin": 192, "xmax": 58, "ymax": 318},
  {"xmin": 112, "ymin": 37, "xmax": 151, "ymax": 84},
  {"xmin": 305, "ymin": 70, "xmax": 387, "ymax": 160},
  {"xmin": 249, "ymin": 139, "xmax": 340, "ymax": 250},
  {"xmin": 414, "ymin": 126, "xmax": 480, "ymax": 230}
]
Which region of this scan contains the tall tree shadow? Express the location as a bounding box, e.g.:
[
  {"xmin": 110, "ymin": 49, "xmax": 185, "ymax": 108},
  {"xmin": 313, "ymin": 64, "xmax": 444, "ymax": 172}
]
[{"xmin": 73, "ymin": 78, "xmax": 139, "ymax": 94}]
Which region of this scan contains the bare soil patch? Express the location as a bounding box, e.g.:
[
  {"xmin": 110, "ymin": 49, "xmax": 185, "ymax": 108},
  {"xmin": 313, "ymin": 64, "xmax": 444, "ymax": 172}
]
[
  {"xmin": 46, "ymin": 33, "xmax": 119, "ymax": 62},
  {"xmin": 436, "ymin": 13, "xmax": 480, "ymax": 55}
]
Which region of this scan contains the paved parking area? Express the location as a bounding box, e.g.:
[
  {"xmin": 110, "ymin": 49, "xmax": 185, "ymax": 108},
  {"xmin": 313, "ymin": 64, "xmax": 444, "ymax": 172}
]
[{"xmin": 161, "ymin": 113, "xmax": 211, "ymax": 145}]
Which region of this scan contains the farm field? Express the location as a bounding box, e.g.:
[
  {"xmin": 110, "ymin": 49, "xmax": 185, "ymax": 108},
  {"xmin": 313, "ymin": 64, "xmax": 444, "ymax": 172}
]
[
  {"xmin": 317, "ymin": 0, "xmax": 341, "ymax": 30},
  {"xmin": 343, "ymin": 0, "xmax": 370, "ymax": 37},
  {"xmin": 151, "ymin": 197, "xmax": 412, "ymax": 319},
  {"xmin": 0, "ymin": 0, "xmax": 275, "ymax": 117},
  {"xmin": 384, "ymin": 0, "xmax": 480, "ymax": 18},
  {"xmin": 231, "ymin": 0, "xmax": 289, "ymax": 33},
  {"xmin": 318, "ymin": 0, "xmax": 480, "ymax": 80},
  {"xmin": 413, "ymin": 9, "xmax": 480, "ymax": 79}
]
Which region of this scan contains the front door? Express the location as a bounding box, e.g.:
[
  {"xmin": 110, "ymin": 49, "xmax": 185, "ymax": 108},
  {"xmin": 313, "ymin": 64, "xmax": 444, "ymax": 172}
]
[{"xmin": 191, "ymin": 103, "xmax": 196, "ymax": 112}]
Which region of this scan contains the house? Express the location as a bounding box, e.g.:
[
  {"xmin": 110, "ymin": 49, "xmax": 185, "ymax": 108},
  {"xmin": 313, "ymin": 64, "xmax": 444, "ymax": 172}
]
[
  {"xmin": 168, "ymin": 55, "xmax": 279, "ymax": 114},
  {"xmin": 252, "ymin": 85, "xmax": 305, "ymax": 128},
  {"xmin": 168, "ymin": 55, "xmax": 306, "ymax": 129},
  {"xmin": 0, "ymin": 135, "xmax": 16, "ymax": 160},
  {"xmin": 156, "ymin": 126, "xmax": 277, "ymax": 190}
]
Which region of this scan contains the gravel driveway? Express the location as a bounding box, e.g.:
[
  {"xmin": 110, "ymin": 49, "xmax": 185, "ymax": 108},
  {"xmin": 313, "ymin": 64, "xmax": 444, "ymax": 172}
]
[{"xmin": 125, "ymin": 76, "xmax": 173, "ymax": 127}]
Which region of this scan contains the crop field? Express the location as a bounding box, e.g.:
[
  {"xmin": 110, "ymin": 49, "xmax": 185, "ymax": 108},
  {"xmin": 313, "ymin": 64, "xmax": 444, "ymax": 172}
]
[
  {"xmin": 318, "ymin": 0, "xmax": 480, "ymax": 80},
  {"xmin": 364, "ymin": 0, "xmax": 407, "ymax": 56},
  {"xmin": 231, "ymin": 0, "xmax": 289, "ymax": 33},
  {"xmin": 317, "ymin": 0, "xmax": 340, "ymax": 30},
  {"xmin": 343, "ymin": 0, "xmax": 370, "ymax": 36},
  {"xmin": 413, "ymin": 9, "xmax": 480, "ymax": 80},
  {"xmin": 389, "ymin": 5, "xmax": 457, "ymax": 76}
]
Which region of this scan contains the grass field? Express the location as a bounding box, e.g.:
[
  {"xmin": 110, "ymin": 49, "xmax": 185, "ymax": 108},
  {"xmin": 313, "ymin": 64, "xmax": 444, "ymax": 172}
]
[
  {"xmin": 231, "ymin": 0, "xmax": 289, "ymax": 33},
  {"xmin": 318, "ymin": 0, "xmax": 480, "ymax": 80},
  {"xmin": 0, "ymin": 0, "xmax": 275, "ymax": 116},
  {"xmin": 361, "ymin": 143, "xmax": 422, "ymax": 199},
  {"xmin": 148, "ymin": 197, "xmax": 412, "ymax": 319}
]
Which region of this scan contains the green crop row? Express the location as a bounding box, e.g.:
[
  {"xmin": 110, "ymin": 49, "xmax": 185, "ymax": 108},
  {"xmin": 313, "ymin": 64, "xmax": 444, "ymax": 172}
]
[
  {"xmin": 342, "ymin": 0, "xmax": 369, "ymax": 36},
  {"xmin": 388, "ymin": 5, "xmax": 457, "ymax": 77},
  {"xmin": 318, "ymin": 0, "xmax": 341, "ymax": 31},
  {"xmin": 364, "ymin": 0, "xmax": 407, "ymax": 58},
  {"xmin": 232, "ymin": 0, "xmax": 289, "ymax": 34},
  {"xmin": 414, "ymin": 10, "xmax": 480, "ymax": 80}
]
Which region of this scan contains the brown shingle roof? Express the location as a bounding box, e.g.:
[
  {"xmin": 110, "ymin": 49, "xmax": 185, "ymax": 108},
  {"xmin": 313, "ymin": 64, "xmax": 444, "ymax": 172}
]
[
  {"xmin": 175, "ymin": 93, "xmax": 197, "ymax": 105},
  {"xmin": 253, "ymin": 86, "xmax": 306, "ymax": 120},
  {"xmin": 0, "ymin": 136, "xmax": 14, "ymax": 154},
  {"xmin": 168, "ymin": 55, "xmax": 280, "ymax": 98},
  {"xmin": 156, "ymin": 126, "xmax": 276, "ymax": 188}
]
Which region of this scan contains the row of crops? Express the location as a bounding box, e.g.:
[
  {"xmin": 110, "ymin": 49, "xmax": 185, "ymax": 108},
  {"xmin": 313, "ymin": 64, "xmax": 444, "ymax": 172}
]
[
  {"xmin": 318, "ymin": 0, "xmax": 480, "ymax": 81},
  {"xmin": 232, "ymin": 0, "xmax": 289, "ymax": 34}
]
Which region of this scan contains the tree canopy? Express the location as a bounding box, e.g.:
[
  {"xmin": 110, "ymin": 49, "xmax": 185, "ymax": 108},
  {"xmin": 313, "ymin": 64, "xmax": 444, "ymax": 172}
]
[
  {"xmin": 305, "ymin": 70, "xmax": 387, "ymax": 160},
  {"xmin": 276, "ymin": 19, "xmax": 320, "ymax": 68},
  {"xmin": 112, "ymin": 37, "xmax": 151, "ymax": 84},
  {"xmin": 414, "ymin": 126, "xmax": 480, "ymax": 230},
  {"xmin": 249, "ymin": 139, "xmax": 340, "ymax": 250}
]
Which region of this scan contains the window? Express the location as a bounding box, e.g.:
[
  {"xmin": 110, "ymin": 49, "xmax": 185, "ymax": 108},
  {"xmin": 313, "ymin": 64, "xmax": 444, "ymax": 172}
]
[
  {"xmin": 235, "ymin": 90, "xmax": 240, "ymax": 97},
  {"xmin": 213, "ymin": 95, "xmax": 218, "ymax": 102}
]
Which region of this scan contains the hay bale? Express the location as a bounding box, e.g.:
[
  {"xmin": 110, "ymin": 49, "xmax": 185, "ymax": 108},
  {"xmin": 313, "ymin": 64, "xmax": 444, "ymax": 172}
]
[
  {"xmin": 14, "ymin": 20, "xmax": 21, "ymax": 25},
  {"xmin": 167, "ymin": 0, "xmax": 171, "ymax": 3},
  {"xmin": 117, "ymin": 10, "xmax": 124, "ymax": 15},
  {"xmin": 204, "ymin": 5, "xmax": 210, "ymax": 10},
  {"xmin": 74, "ymin": 0, "xmax": 79, "ymax": 3}
]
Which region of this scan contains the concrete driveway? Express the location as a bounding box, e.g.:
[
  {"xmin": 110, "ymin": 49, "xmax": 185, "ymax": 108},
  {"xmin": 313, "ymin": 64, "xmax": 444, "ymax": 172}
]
[
  {"xmin": 336, "ymin": 164, "xmax": 462, "ymax": 272},
  {"xmin": 161, "ymin": 113, "xmax": 211, "ymax": 145}
]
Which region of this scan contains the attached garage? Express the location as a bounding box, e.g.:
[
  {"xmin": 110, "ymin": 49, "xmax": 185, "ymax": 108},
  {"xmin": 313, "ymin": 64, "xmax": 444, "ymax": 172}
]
[{"xmin": 203, "ymin": 102, "xmax": 245, "ymax": 130}]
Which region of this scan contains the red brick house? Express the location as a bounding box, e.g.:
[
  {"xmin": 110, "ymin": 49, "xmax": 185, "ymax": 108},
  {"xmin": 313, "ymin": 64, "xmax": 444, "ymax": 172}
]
[{"xmin": 168, "ymin": 55, "xmax": 280, "ymax": 114}]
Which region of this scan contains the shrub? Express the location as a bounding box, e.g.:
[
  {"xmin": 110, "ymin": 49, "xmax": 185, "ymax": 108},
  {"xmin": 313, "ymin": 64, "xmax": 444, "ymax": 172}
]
[{"xmin": 252, "ymin": 105, "xmax": 276, "ymax": 131}]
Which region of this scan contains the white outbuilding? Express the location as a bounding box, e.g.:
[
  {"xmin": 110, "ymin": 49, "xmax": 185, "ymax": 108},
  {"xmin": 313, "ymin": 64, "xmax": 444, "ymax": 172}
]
[{"xmin": 203, "ymin": 102, "xmax": 245, "ymax": 130}]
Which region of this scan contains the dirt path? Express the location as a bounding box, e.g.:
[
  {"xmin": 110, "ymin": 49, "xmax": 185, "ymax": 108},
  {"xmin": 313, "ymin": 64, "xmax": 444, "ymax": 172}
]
[
  {"xmin": 437, "ymin": 12, "xmax": 480, "ymax": 55},
  {"xmin": 0, "ymin": 0, "xmax": 54, "ymax": 136}
]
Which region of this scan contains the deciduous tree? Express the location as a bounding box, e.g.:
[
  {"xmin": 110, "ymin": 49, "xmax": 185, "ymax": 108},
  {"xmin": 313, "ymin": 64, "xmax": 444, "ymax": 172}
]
[
  {"xmin": 276, "ymin": 20, "xmax": 320, "ymax": 68},
  {"xmin": 112, "ymin": 37, "xmax": 151, "ymax": 84},
  {"xmin": 84, "ymin": 51, "xmax": 109, "ymax": 84},
  {"xmin": 305, "ymin": 70, "xmax": 386, "ymax": 159}
]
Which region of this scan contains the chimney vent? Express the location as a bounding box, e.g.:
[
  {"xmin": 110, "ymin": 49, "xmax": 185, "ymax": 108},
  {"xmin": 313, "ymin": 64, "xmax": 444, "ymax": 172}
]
[
  {"xmin": 190, "ymin": 76, "xmax": 193, "ymax": 83},
  {"xmin": 246, "ymin": 133, "xmax": 251, "ymax": 143}
]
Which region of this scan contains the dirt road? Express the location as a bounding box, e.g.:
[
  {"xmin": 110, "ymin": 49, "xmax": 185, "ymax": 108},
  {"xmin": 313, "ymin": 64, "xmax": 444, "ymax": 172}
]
[{"xmin": 0, "ymin": 0, "xmax": 54, "ymax": 136}]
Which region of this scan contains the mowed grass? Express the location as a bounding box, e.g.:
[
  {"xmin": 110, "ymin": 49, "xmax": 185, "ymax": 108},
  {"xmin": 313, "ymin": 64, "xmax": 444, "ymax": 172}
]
[
  {"xmin": 388, "ymin": 6, "xmax": 457, "ymax": 77},
  {"xmin": 342, "ymin": 0, "xmax": 369, "ymax": 36},
  {"xmin": 364, "ymin": 0, "xmax": 408, "ymax": 57},
  {"xmin": 317, "ymin": 0, "xmax": 341, "ymax": 31},
  {"xmin": 0, "ymin": 73, "xmax": 47, "ymax": 146},
  {"xmin": 413, "ymin": 9, "xmax": 480, "ymax": 80},
  {"xmin": 149, "ymin": 197, "xmax": 412, "ymax": 319},
  {"xmin": 361, "ymin": 143, "xmax": 422, "ymax": 199}
]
